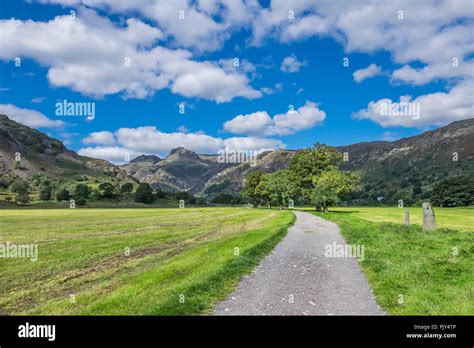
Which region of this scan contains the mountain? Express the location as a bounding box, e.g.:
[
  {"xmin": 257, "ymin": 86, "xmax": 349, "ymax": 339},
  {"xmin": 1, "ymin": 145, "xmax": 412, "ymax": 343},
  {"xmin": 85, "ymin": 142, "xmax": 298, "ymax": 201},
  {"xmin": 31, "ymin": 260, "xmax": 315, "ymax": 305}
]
[
  {"xmin": 1, "ymin": 112, "xmax": 472, "ymax": 203},
  {"xmin": 122, "ymin": 147, "xmax": 234, "ymax": 193},
  {"xmin": 0, "ymin": 114, "xmax": 130, "ymax": 184},
  {"xmin": 130, "ymin": 154, "xmax": 161, "ymax": 164},
  {"xmin": 122, "ymin": 119, "xmax": 474, "ymax": 201},
  {"xmin": 338, "ymin": 118, "xmax": 474, "ymax": 203}
]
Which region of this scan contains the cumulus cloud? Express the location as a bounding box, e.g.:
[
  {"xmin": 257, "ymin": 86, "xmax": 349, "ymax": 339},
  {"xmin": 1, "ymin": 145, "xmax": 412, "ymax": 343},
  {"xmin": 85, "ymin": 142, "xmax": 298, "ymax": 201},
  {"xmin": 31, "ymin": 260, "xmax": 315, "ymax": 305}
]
[
  {"xmin": 40, "ymin": 0, "xmax": 261, "ymax": 52},
  {"xmin": 78, "ymin": 146, "xmax": 139, "ymax": 164},
  {"xmin": 251, "ymin": 0, "xmax": 474, "ymax": 85},
  {"xmin": 353, "ymin": 64, "xmax": 383, "ymax": 83},
  {"xmin": 352, "ymin": 80, "xmax": 474, "ymax": 128},
  {"xmin": 0, "ymin": 7, "xmax": 260, "ymax": 102},
  {"xmin": 37, "ymin": 1, "xmax": 474, "ymax": 88},
  {"xmin": 223, "ymin": 101, "xmax": 326, "ymax": 136},
  {"xmin": 79, "ymin": 126, "xmax": 285, "ymax": 163},
  {"xmin": 82, "ymin": 131, "xmax": 116, "ymax": 145},
  {"xmin": 0, "ymin": 104, "xmax": 65, "ymax": 128},
  {"xmin": 280, "ymin": 54, "xmax": 307, "ymax": 73}
]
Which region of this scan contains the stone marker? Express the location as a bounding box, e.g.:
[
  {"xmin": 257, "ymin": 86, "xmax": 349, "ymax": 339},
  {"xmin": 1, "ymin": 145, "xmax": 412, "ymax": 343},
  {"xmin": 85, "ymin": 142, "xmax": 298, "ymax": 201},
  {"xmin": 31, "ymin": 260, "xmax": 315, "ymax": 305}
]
[
  {"xmin": 404, "ymin": 208, "xmax": 409, "ymax": 226},
  {"xmin": 422, "ymin": 202, "xmax": 437, "ymax": 231}
]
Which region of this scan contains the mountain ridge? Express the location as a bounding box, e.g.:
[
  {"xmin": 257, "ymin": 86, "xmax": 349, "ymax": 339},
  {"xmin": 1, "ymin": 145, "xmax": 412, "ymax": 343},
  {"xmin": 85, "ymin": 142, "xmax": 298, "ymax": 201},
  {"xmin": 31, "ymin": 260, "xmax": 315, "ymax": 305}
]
[{"xmin": 1, "ymin": 113, "xmax": 472, "ymax": 203}]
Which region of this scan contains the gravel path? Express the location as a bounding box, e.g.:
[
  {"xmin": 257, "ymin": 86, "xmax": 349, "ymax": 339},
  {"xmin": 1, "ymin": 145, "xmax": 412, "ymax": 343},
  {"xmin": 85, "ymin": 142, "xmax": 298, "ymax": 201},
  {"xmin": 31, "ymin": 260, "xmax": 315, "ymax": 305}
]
[{"xmin": 214, "ymin": 211, "xmax": 385, "ymax": 315}]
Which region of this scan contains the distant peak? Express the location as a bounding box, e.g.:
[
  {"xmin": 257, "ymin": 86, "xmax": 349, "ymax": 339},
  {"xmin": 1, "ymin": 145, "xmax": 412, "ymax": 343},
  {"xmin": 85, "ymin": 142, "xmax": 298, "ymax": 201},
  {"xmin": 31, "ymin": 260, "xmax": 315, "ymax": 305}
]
[
  {"xmin": 130, "ymin": 154, "xmax": 161, "ymax": 164},
  {"xmin": 168, "ymin": 147, "xmax": 200, "ymax": 160}
]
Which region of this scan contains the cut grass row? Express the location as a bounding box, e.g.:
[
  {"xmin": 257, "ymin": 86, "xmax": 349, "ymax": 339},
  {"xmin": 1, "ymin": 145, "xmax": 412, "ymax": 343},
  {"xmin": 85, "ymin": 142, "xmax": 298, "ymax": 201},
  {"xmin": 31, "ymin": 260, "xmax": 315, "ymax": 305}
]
[
  {"xmin": 0, "ymin": 208, "xmax": 295, "ymax": 315},
  {"xmin": 308, "ymin": 209, "xmax": 473, "ymax": 315}
]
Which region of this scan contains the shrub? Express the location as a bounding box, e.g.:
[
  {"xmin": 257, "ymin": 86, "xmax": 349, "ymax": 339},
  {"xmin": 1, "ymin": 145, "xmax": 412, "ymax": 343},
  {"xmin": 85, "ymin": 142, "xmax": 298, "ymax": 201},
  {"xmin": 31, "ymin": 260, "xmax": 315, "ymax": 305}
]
[
  {"xmin": 135, "ymin": 183, "xmax": 154, "ymax": 204},
  {"xmin": 40, "ymin": 185, "xmax": 52, "ymax": 201},
  {"xmin": 75, "ymin": 198, "xmax": 87, "ymax": 206},
  {"xmin": 56, "ymin": 188, "xmax": 70, "ymax": 201},
  {"xmin": 120, "ymin": 182, "xmax": 134, "ymax": 193}
]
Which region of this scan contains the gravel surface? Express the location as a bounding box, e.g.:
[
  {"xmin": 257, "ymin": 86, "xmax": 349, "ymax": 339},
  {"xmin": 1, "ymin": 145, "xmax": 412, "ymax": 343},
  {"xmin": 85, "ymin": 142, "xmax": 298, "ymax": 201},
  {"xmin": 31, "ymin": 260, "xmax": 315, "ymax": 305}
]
[{"xmin": 214, "ymin": 211, "xmax": 385, "ymax": 315}]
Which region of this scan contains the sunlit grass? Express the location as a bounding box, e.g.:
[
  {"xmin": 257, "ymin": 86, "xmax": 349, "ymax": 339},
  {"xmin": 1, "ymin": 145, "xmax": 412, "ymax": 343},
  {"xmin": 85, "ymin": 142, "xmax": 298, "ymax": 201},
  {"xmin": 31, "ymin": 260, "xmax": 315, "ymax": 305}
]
[{"xmin": 0, "ymin": 207, "xmax": 294, "ymax": 315}]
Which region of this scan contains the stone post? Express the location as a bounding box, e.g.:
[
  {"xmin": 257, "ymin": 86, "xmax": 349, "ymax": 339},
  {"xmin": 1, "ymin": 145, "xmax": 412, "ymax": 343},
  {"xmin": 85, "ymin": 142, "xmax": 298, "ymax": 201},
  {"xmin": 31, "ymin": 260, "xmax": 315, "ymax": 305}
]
[
  {"xmin": 404, "ymin": 208, "xmax": 409, "ymax": 226},
  {"xmin": 422, "ymin": 202, "xmax": 437, "ymax": 231}
]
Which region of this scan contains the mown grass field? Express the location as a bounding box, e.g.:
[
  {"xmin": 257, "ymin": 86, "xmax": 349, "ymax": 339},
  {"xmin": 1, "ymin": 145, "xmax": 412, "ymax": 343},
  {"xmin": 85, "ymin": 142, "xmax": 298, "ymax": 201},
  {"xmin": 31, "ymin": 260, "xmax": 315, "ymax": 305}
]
[
  {"xmin": 327, "ymin": 206, "xmax": 474, "ymax": 232},
  {"xmin": 0, "ymin": 207, "xmax": 294, "ymax": 315},
  {"xmin": 308, "ymin": 207, "xmax": 473, "ymax": 315}
]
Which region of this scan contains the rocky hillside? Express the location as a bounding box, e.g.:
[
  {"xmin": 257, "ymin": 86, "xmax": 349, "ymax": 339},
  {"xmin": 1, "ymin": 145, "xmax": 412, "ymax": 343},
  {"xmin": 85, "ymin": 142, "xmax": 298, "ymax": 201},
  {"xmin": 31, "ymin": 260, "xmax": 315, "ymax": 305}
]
[
  {"xmin": 1, "ymin": 112, "xmax": 472, "ymax": 203},
  {"xmin": 338, "ymin": 118, "xmax": 474, "ymax": 203},
  {"xmin": 0, "ymin": 114, "xmax": 129, "ymax": 184},
  {"xmin": 122, "ymin": 118, "xmax": 474, "ymax": 201},
  {"xmin": 122, "ymin": 147, "xmax": 234, "ymax": 194}
]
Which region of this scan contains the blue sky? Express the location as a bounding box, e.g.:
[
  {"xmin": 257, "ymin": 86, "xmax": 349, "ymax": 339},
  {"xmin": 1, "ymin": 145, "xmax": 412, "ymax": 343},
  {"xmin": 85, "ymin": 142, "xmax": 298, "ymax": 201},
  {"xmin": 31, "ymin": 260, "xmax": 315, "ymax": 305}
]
[{"xmin": 0, "ymin": 0, "xmax": 472, "ymax": 163}]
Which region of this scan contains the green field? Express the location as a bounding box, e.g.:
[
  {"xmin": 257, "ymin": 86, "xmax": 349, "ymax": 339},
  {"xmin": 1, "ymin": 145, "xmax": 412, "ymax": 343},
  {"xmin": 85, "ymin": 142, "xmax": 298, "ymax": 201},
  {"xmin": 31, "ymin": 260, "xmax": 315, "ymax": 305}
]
[
  {"xmin": 1, "ymin": 206, "xmax": 472, "ymax": 316},
  {"xmin": 326, "ymin": 206, "xmax": 474, "ymax": 232},
  {"xmin": 309, "ymin": 207, "xmax": 474, "ymax": 315},
  {"xmin": 0, "ymin": 207, "xmax": 294, "ymax": 315}
]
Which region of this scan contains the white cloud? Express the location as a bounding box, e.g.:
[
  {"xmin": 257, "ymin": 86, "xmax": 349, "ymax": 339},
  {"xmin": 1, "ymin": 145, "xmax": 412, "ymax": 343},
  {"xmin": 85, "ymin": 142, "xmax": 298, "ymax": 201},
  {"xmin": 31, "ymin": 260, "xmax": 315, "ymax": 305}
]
[
  {"xmin": 0, "ymin": 8, "xmax": 260, "ymax": 102},
  {"xmin": 381, "ymin": 131, "xmax": 398, "ymax": 141},
  {"xmin": 223, "ymin": 111, "xmax": 273, "ymax": 135},
  {"xmin": 0, "ymin": 104, "xmax": 65, "ymax": 128},
  {"xmin": 223, "ymin": 101, "xmax": 326, "ymax": 136},
  {"xmin": 176, "ymin": 125, "xmax": 189, "ymax": 133},
  {"xmin": 353, "ymin": 64, "xmax": 383, "ymax": 83},
  {"xmin": 280, "ymin": 54, "xmax": 307, "ymax": 73},
  {"xmin": 31, "ymin": 97, "xmax": 46, "ymax": 104},
  {"xmin": 261, "ymin": 82, "xmax": 283, "ymax": 95},
  {"xmin": 250, "ymin": 0, "xmax": 474, "ymax": 85},
  {"xmin": 82, "ymin": 131, "xmax": 116, "ymax": 145},
  {"xmin": 40, "ymin": 0, "xmax": 261, "ymax": 52},
  {"xmin": 79, "ymin": 126, "xmax": 285, "ymax": 163},
  {"xmin": 352, "ymin": 80, "xmax": 474, "ymax": 128},
  {"xmin": 78, "ymin": 146, "xmax": 139, "ymax": 164}
]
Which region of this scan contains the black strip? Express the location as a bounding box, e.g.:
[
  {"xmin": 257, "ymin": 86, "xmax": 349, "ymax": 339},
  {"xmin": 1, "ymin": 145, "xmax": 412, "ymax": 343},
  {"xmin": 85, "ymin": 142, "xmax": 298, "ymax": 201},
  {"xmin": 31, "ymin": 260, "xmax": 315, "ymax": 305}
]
[{"xmin": 0, "ymin": 316, "xmax": 472, "ymax": 346}]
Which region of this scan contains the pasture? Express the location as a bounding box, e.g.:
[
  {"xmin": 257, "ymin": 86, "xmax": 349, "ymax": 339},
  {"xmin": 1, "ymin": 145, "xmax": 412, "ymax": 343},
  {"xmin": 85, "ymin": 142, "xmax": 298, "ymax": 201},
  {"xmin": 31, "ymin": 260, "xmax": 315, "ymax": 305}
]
[
  {"xmin": 325, "ymin": 206, "xmax": 474, "ymax": 232},
  {"xmin": 0, "ymin": 207, "xmax": 294, "ymax": 315}
]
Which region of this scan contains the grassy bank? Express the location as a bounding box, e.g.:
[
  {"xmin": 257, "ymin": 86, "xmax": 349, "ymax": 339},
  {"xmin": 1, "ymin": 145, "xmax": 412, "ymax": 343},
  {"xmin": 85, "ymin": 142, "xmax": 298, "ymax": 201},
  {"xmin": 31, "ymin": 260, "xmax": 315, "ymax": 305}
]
[
  {"xmin": 0, "ymin": 207, "xmax": 294, "ymax": 315},
  {"xmin": 308, "ymin": 209, "xmax": 473, "ymax": 315}
]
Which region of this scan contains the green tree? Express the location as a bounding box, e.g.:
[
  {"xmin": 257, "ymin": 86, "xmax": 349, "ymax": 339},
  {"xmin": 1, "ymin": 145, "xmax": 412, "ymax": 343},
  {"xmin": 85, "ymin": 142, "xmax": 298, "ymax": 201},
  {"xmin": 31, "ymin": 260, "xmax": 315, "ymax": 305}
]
[
  {"xmin": 10, "ymin": 180, "xmax": 29, "ymax": 194},
  {"xmin": 56, "ymin": 188, "xmax": 70, "ymax": 201},
  {"xmin": 75, "ymin": 184, "xmax": 90, "ymax": 200},
  {"xmin": 154, "ymin": 188, "xmax": 166, "ymax": 198},
  {"xmin": 16, "ymin": 188, "xmax": 29, "ymax": 204},
  {"xmin": 311, "ymin": 170, "xmax": 358, "ymax": 212},
  {"xmin": 135, "ymin": 183, "xmax": 154, "ymax": 204},
  {"xmin": 431, "ymin": 176, "xmax": 473, "ymax": 207},
  {"xmin": 289, "ymin": 143, "xmax": 343, "ymax": 199},
  {"xmin": 120, "ymin": 182, "xmax": 134, "ymax": 193},
  {"xmin": 242, "ymin": 171, "xmax": 265, "ymax": 207},
  {"xmin": 90, "ymin": 188, "xmax": 102, "ymax": 200},
  {"xmin": 255, "ymin": 174, "xmax": 272, "ymax": 208},
  {"xmin": 98, "ymin": 182, "xmax": 116, "ymax": 198},
  {"xmin": 210, "ymin": 194, "xmax": 234, "ymax": 204},
  {"xmin": 268, "ymin": 170, "xmax": 298, "ymax": 209},
  {"xmin": 40, "ymin": 185, "xmax": 52, "ymax": 201}
]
